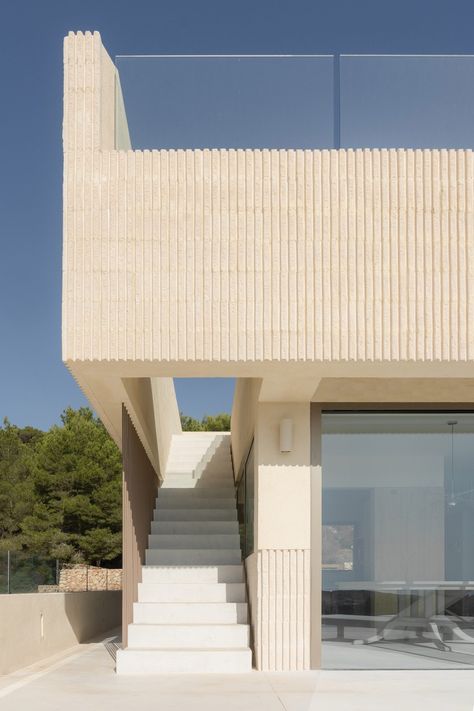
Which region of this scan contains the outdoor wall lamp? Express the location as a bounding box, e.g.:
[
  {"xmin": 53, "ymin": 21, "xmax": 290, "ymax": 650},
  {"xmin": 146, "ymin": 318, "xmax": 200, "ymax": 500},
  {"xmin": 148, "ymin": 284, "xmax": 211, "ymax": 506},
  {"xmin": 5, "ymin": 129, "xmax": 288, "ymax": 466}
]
[{"xmin": 279, "ymin": 418, "xmax": 293, "ymax": 453}]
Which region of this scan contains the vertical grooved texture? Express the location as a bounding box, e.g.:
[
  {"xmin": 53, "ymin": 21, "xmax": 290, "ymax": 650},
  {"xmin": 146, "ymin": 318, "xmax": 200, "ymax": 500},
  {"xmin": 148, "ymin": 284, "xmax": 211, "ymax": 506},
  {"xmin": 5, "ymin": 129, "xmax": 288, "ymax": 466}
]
[
  {"xmin": 256, "ymin": 549, "xmax": 310, "ymax": 671},
  {"xmin": 64, "ymin": 34, "xmax": 474, "ymax": 367}
]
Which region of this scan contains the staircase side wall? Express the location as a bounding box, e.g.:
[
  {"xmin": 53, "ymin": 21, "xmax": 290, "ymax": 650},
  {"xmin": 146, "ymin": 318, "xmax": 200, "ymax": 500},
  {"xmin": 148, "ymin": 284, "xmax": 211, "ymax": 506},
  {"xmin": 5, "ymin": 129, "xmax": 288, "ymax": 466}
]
[{"xmin": 122, "ymin": 405, "xmax": 158, "ymax": 647}]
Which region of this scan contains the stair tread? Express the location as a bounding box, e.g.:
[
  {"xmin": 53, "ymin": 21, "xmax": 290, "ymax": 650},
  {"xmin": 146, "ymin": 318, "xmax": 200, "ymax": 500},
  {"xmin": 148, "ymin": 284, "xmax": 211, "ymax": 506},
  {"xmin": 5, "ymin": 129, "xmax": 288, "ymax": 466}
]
[
  {"xmin": 156, "ymin": 499, "xmax": 235, "ymax": 502},
  {"xmin": 130, "ymin": 622, "xmax": 249, "ymax": 627},
  {"xmin": 154, "ymin": 509, "xmax": 236, "ymax": 512},
  {"xmin": 129, "ymin": 438, "xmax": 250, "ymax": 672},
  {"xmin": 136, "ymin": 601, "xmax": 247, "ymax": 605},
  {"xmin": 139, "ymin": 582, "xmax": 244, "ymax": 585},
  {"xmin": 149, "ymin": 531, "xmax": 239, "ymax": 542},
  {"xmin": 121, "ymin": 647, "xmax": 248, "ymax": 652},
  {"xmin": 143, "ymin": 564, "xmax": 243, "ymax": 568},
  {"xmin": 148, "ymin": 534, "xmax": 240, "ymax": 547}
]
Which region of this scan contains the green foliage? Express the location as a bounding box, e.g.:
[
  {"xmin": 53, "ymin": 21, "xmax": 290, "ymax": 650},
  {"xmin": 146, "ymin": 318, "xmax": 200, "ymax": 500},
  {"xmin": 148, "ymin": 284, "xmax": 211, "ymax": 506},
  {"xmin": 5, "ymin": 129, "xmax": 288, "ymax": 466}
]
[
  {"xmin": 180, "ymin": 412, "xmax": 231, "ymax": 432},
  {"xmin": 179, "ymin": 414, "xmax": 203, "ymax": 431},
  {"xmin": 0, "ymin": 408, "xmax": 122, "ymax": 566},
  {"xmin": 0, "ymin": 407, "xmax": 231, "ymax": 566},
  {"xmin": 79, "ymin": 528, "xmax": 122, "ymax": 566},
  {"xmin": 0, "ymin": 419, "xmax": 41, "ymax": 549}
]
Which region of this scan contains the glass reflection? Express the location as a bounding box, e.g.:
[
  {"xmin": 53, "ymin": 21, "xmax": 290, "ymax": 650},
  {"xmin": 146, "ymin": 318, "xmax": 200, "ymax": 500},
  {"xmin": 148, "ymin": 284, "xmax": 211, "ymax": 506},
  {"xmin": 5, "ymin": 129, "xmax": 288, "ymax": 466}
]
[
  {"xmin": 117, "ymin": 54, "xmax": 474, "ymax": 151},
  {"xmin": 116, "ymin": 56, "xmax": 334, "ymax": 150},
  {"xmin": 340, "ymin": 55, "xmax": 474, "ymax": 148},
  {"xmin": 237, "ymin": 441, "xmax": 254, "ymax": 558},
  {"xmin": 322, "ymin": 412, "xmax": 474, "ymax": 669}
]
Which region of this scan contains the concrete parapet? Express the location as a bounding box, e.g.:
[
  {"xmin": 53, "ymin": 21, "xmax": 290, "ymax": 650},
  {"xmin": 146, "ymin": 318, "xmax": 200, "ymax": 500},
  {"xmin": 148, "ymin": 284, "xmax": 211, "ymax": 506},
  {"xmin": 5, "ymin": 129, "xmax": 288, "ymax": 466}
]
[{"xmin": 0, "ymin": 591, "xmax": 121, "ymax": 674}]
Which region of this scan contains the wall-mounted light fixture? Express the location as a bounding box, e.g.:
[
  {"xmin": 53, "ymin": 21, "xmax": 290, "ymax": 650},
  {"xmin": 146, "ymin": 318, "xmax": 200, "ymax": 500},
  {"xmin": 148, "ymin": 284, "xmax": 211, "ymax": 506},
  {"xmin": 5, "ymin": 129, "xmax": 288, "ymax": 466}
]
[{"xmin": 280, "ymin": 418, "xmax": 293, "ymax": 453}]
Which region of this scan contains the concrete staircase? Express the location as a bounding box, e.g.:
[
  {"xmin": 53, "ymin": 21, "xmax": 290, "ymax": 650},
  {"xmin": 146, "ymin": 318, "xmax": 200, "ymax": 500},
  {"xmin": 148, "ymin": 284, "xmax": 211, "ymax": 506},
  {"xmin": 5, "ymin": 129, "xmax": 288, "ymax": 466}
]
[{"xmin": 116, "ymin": 432, "xmax": 252, "ymax": 674}]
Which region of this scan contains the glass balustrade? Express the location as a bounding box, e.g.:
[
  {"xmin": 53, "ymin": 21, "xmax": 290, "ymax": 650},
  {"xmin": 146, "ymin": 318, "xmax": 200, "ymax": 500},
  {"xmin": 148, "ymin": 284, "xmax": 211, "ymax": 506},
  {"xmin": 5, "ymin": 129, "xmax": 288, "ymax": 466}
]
[
  {"xmin": 116, "ymin": 54, "xmax": 474, "ymax": 150},
  {"xmin": 115, "ymin": 55, "xmax": 334, "ymax": 150}
]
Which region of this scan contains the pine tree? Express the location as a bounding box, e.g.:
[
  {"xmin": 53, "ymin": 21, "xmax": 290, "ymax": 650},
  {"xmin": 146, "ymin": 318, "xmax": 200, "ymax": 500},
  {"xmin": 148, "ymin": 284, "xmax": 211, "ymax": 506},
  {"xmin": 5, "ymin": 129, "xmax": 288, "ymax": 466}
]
[{"xmin": 21, "ymin": 408, "xmax": 122, "ymax": 564}]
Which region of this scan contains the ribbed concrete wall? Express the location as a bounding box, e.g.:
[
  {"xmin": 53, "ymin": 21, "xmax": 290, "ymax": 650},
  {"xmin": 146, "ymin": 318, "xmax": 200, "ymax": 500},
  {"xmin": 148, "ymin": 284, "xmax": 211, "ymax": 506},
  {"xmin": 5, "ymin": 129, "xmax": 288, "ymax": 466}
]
[
  {"xmin": 63, "ymin": 32, "xmax": 474, "ymax": 367},
  {"xmin": 256, "ymin": 549, "xmax": 310, "ymax": 671}
]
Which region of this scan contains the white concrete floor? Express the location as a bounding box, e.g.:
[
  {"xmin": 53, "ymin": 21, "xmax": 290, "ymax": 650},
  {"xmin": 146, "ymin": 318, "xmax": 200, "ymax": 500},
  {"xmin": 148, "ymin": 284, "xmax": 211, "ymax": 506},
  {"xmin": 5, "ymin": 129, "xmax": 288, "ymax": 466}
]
[{"xmin": 2, "ymin": 632, "xmax": 474, "ymax": 710}]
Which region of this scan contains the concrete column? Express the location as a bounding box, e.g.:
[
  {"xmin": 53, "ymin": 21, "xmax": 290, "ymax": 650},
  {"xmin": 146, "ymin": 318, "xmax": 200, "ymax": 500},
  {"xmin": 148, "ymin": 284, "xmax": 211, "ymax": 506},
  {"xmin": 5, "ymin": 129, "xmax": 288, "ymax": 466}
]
[{"xmin": 250, "ymin": 401, "xmax": 312, "ymax": 671}]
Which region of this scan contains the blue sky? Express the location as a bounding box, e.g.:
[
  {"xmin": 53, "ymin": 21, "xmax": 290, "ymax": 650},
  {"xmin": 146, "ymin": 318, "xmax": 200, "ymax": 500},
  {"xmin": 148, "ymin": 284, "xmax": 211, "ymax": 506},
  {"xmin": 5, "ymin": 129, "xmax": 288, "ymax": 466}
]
[{"xmin": 2, "ymin": 0, "xmax": 474, "ymax": 430}]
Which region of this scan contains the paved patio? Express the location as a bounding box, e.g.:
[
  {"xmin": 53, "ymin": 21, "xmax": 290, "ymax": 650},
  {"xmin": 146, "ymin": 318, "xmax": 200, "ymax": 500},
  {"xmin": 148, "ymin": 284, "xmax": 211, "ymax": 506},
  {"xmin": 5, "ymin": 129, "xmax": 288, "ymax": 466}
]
[{"xmin": 1, "ymin": 632, "xmax": 474, "ymax": 710}]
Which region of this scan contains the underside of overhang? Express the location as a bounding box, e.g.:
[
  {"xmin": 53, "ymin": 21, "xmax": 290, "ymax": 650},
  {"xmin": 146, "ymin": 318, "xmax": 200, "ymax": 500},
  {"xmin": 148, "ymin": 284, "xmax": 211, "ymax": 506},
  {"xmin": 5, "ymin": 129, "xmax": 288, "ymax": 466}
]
[{"xmin": 66, "ymin": 355, "xmax": 474, "ymax": 472}]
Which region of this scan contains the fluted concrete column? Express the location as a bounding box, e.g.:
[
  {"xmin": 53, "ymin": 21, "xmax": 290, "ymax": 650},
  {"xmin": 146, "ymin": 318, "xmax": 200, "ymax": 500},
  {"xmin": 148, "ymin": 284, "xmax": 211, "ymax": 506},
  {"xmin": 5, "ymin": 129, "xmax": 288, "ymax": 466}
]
[{"xmin": 250, "ymin": 401, "xmax": 312, "ymax": 671}]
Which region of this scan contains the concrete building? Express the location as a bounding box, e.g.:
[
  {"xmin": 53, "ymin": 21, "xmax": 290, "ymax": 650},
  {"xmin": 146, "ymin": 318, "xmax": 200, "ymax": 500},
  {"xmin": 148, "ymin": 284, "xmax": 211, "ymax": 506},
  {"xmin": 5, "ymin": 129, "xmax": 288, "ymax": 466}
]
[{"xmin": 63, "ymin": 32, "xmax": 474, "ymax": 673}]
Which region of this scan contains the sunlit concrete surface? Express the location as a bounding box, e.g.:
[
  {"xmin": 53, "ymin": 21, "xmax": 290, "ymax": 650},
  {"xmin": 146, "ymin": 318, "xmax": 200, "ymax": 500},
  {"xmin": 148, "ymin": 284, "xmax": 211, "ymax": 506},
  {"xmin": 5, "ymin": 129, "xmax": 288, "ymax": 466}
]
[{"xmin": 0, "ymin": 632, "xmax": 474, "ymax": 711}]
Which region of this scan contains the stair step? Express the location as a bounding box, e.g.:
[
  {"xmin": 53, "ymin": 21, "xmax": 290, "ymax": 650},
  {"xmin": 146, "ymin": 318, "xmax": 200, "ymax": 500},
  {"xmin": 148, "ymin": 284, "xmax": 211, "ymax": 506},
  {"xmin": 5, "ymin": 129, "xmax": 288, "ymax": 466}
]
[
  {"xmin": 148, "ymin": 534, "xmax": 240, "ymax": 550},
  {"xmin": 124, "ymin": 437, "xmax": 251, "ymax": 676},
  {"xmin": 137, "ymin": 582, "xmax": 246, "ymax": 603},
  {"xmin": 165, "ymin": 472, "xmax": 230, "ymax": 478},
  {"xmin": 116, "ymin": 647, "xmax": 252, "ymax": 674},
  {"xmin": 146, "ymin": 548, "xmax": 242, "ymax": 565},
  {"xmin": 174, "ymin": 454, "xmax": 231, "ymax": 460},
  {"xmin": 156, "ymin": 498, "xmax": 236, "ymax": 509},
  {"xmin": 154, "ymin": 509, "xmax": 237, "ymax": 521},
  {"xmin": 133, "ymin": 601, "xmax": 248, "ymax": 624},
  {"xmin": 141, "ymin": 565, "xmax": 244, "ymax": 584},
  {"xmin": 168, "ymin": 454, "xmax": 230, "ymax": 462},
  {"xmin": 150, "ymin": 521, "xmax": 239, "ymax": 534},
  {"xmin": 163, "ymin": 472, "xmax": 232, "ymax": 478},
  {"xmin": 127, "ymin": 623, "xmax": 250, "ymax": 649},
  {"xmin": 167, "ymin": 453, "xmax": 230, "ymax": 461},
  {"xmin": 162, "ymin": 479, "xmax": 233, "ymax": 489},
  {"xmin": 158, "ymin": 488, "xmax": 235, "ymax": 498}
]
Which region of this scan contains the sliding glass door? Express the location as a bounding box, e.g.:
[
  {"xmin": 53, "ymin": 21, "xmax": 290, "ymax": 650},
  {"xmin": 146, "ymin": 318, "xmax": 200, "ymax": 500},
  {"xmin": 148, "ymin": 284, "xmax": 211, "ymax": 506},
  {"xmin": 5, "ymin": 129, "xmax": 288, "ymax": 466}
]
[{"xmin": 321, "ymin": 411, "xmax": 474, "ymax": 669}]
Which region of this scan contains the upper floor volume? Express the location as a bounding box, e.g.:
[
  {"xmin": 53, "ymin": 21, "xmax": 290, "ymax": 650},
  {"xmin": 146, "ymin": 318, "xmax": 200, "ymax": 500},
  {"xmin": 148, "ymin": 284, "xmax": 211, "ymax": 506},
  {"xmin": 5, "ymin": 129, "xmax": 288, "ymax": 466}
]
[{"xmin": 63, "ymin": 32, "xmax": 474, "ymax": 369}]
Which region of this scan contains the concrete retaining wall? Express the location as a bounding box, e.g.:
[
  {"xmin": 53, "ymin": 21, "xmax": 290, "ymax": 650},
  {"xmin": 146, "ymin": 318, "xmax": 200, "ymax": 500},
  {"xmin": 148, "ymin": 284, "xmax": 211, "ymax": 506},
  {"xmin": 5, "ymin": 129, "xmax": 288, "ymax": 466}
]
[{"xmin": 0, "ymin": 591, "xmax": 121, "ymax": 674}]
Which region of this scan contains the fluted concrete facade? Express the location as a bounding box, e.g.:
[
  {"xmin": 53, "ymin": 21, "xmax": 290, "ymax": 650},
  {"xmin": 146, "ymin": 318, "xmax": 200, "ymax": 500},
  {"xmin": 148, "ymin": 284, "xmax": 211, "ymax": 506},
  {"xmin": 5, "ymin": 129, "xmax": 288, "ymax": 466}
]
[
  {"xmin": 64, "ymin": 144, "xmax": 474, "ymax": 367},
  {"xmin": 64, "ymin": 35, "xmax": 474, "ymax": 372},
  {"xmin": 252, "ymin": 549, "xmax": 310, "ymax": 671}
]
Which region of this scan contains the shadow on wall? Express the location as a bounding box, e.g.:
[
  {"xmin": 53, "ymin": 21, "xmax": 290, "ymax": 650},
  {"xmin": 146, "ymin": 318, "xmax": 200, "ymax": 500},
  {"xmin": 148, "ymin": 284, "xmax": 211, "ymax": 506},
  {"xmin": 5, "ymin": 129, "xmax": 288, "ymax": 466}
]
[
  {"xmin": 0, "ymin": 591, "xmax": 122, "ymax": 675},
  {"xmin": 195, "ymin": 436, "xmax": 232, "ymax": 488},
  {"xmin": 63, "ymin": 591, "xmax": 122, "ymax": 644}
]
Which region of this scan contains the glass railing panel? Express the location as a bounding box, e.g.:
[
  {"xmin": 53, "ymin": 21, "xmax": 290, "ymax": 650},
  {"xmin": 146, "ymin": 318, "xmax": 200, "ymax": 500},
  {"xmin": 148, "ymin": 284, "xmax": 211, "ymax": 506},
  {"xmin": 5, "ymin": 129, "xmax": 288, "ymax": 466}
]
[
  {"xmin": 237, "ymin": 468, "xmax": 246, "ymax": 555},
  {"xmin": 236, "ymin": 440, "xmax": 255, "ymax": 559},
  {"xmin": 0, "ymin": 552, "xmax": 58, "ymax": 594},
  {"xmin": 244, "ymin": 442, "xmax": 255, "ymax": 557},
  {"xmin": 115, "ymin": 55, "xmax": 335, "ymax": 150},
  {"xmin": 340, "ymin": 55, "xmax": 474, "ymax": 148},
  {"xmin": 8, "ymin": 553, "xmax": 57, "ymax": 593},
  {"xmin": 0, "ymin": 552, "xmax": 7, "ymax": 594}
]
